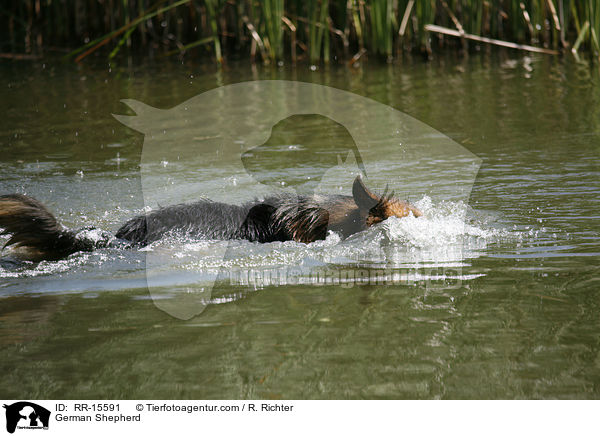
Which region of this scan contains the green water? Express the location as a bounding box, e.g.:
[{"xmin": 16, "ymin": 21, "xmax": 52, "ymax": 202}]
[{"xmin": 1, "ymin": 53, "xmax": 599, "ymax": 399}]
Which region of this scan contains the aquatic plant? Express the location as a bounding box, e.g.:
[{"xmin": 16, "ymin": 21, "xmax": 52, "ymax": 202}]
[{"xmin": 2, "ymin": 0, "xmax": 600, "ymax": 63}]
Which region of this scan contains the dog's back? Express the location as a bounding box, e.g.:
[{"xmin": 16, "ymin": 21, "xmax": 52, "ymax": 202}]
[{"xmin": 115, "ymin": 199, "xmax": 287, "ymax": 245}]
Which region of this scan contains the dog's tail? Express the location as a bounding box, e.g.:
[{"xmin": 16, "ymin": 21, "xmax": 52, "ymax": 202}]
[{"xmin": 0, "ymin": 194, "xmax": 107, "ymax": 261}]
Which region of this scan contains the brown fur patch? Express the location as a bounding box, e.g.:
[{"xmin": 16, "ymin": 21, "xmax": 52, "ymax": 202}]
[
  {"xmin": 0, "ymin": 194, "xmax": 76, "ymax": 260},
  {"xmin": 384, "ymin": 200, "xmax": 422, "ymax": 219},
  {"xmin": 290, "ymin": 210, "xmax": 329, "ymax": 243},
  {"xmin": 365, "ymin": 199, "xmax": 422, "ymax": 227},
  {"xmin": 0, "ymin": 200, "xmax": 31, "ymax": 217}
]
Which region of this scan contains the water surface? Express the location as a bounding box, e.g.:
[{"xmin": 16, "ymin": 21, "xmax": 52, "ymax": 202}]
[{"xmin": 1, "ymin": 53, "xmax": 599, "ymax": 399}]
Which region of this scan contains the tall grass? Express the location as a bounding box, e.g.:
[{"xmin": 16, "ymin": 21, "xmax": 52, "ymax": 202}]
[
  {"xmin": 369, "ymin": 0, "xmax": 395, "ymax": 57},
  {"xmin": 2, "ymin": 0, "xmax": 600, "ymax": 63}
]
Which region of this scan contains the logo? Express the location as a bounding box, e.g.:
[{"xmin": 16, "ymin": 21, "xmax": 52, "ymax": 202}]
[
  {"xmin": 3, "ymin": 402, "xmax": 50, "ymax": 434},
  {"xmin": 113, "ymin": 80, "xmax": 481, "ymax": 319}
]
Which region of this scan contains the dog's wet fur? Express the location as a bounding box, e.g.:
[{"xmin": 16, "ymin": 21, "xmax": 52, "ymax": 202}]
[{"xmin": 0, "ymin": 176, "xmax": 421, "ymax": 261}]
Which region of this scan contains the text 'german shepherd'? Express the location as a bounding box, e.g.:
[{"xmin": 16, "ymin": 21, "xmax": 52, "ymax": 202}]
[{"xmin": 0, "ymin": 176, "xmax": 421, "ymax": 261}]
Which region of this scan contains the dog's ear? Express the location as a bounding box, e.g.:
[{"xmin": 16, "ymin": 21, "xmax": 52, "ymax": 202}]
[{"xmin": 352, "ymin": 176, "xmax": 379, "ymax": 210}]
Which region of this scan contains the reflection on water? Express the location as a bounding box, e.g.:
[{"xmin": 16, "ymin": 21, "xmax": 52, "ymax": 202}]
[{"xmin": 0, "ymin": 53, "xmax": 599, "ymax": 399}]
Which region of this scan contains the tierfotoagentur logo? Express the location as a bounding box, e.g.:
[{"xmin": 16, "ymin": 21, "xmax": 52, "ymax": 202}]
[
  {"xmin": 3, "ymin": 402, "xmax": 50, "ymax": 434},
  {"xmin": 113, "ymin": 80, "xmax": 481, "ymax": 319}
]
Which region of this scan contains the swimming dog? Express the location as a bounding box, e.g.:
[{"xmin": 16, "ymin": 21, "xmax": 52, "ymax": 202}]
[{"xmin": 0, "ymin": 176, "xmax": 421, "ymax": 261}]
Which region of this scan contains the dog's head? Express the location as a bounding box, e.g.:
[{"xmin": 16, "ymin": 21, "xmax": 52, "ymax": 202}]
[{"xmin": 352, "ymin": 176, "xmax": 422, "ymax": 226}]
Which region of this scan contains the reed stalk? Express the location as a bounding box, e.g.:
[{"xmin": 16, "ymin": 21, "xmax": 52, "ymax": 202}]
[{"xmin": 2, "ymin": 0, "xmax": 600, "ymax": 63}]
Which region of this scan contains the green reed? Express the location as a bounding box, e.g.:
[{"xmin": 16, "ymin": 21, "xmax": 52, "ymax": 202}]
[
  {"xmin": 263, "ymin": 0, "xmax": 285, "ymax": 60},
  {"xmin": 2, "ymin": 0, "xmax": 600, "ymax": 63},
  {"xmin": 369, "ymin": 0, "xmax": 395, "ymax": 57}
]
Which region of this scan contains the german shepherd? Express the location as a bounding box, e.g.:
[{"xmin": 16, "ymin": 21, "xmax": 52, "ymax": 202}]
[{"xmin": 0, "ymin": 176, "xmax": 421, "ymax": 261}]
